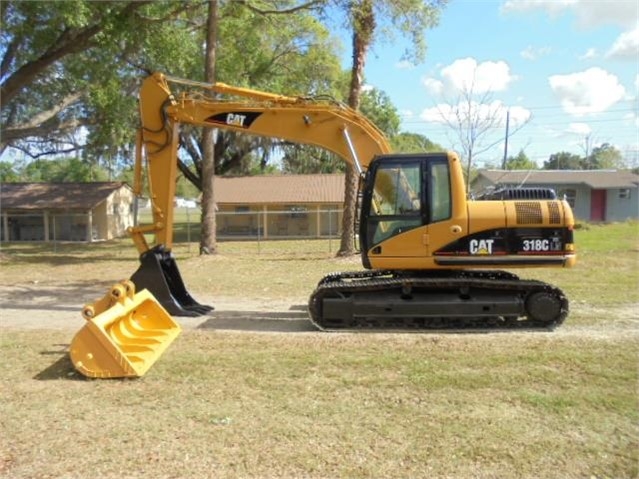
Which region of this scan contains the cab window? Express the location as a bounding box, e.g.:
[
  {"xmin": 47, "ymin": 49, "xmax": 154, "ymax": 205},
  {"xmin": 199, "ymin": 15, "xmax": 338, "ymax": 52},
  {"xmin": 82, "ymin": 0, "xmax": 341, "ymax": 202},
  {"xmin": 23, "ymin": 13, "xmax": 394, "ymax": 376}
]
[
  {"xmin": 367, "ymin": 161, "xmax": 422, "ymax": 245},
  {"xmin": 429, "ymin": 161, "xmax": 451, "ymax": 222}
]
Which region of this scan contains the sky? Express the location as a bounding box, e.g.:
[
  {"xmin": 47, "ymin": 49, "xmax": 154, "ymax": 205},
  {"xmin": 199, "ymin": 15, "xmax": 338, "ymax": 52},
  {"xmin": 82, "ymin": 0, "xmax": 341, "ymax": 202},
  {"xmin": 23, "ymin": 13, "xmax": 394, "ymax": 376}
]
[{"xmin": 356, "ymin": 0, "xmax": 638, "ymax": 168}]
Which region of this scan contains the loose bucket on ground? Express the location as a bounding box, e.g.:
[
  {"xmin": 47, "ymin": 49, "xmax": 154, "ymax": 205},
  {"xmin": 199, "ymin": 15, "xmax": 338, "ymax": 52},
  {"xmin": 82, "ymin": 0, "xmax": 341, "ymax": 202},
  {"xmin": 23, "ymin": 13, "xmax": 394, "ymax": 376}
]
[{"xmin": 69, "ymin": 280, "xmax": 181, "ymax": 378}]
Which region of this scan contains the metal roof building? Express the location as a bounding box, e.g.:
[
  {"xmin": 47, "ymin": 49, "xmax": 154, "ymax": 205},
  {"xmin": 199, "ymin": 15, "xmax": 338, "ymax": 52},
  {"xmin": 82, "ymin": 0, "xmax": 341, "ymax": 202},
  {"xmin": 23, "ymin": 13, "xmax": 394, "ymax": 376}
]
[{"xmin": 0, "ymin": 182, "xmax": 134, "ymax": 242}]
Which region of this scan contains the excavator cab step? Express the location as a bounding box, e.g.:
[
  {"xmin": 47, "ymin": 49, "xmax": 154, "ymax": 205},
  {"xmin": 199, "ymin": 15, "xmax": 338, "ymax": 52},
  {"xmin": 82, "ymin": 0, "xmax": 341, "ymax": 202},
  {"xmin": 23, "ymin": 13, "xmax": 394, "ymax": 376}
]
[{"xmin": 69, "ymin": 280, "xmax": 181, "ymax": 378}]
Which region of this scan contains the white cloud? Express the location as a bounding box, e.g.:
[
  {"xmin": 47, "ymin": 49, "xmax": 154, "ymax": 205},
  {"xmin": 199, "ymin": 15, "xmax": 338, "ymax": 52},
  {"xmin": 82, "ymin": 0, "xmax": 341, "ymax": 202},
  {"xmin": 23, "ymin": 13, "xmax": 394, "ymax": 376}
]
[
  {"xmin": 606, "ymin": 25, "xmax": 639, "ymax": 60},
  {"xmin": 565, "ymin": 122, "xmax": 592, "ymax": 136},
  {"xmin": 578, "ymin": 48, "xmax": 598, "ymax": 60},
  {"xmin": 420, "ymin": 100, "xmax": 531, "ymax": 128},
  {"xmin": 399, "ymin": 109, "xmax": 414, "ymax": 119},
  {"xmin": 422, "ymin": 57, "xmax": 517, "ymax": 96},
  {"xmin": 508, "ymin": 105, "xmax": 533, "ymax": 126},
  {"xmin": 623, "ymin": 112, "xmax": 639, "ymax": 128},
  {"xmin": 501, "ymin": 0, "xmax": 637, "ymax": 29},
  {"xmin": 570, "ymin": 2, "xmax": 638, "ymax": 30},
  {"xmin": 395, "ymin": 60, "xmax": 415, "ymax": 70},
  {"xmin": 548, "ymin": 67, "xmax": 625, "ymax": 116},
  {"xmin": 422, "ymin": 77, "xmax": 444, "ymax": 96},
  {"xmin": 520, "ymin": 45, "xmax": 552, "ymax": 60},
  {"xmin": 501, "ymin": 0, "xmax": 578, "ymax": 18}
]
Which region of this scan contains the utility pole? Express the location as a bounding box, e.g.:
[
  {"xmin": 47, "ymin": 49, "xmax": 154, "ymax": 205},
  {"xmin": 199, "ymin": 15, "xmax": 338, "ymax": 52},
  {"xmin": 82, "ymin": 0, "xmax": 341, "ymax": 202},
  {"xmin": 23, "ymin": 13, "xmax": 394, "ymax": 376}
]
[{"xmin": 502, "ymin": 109, "xmax": 510, "ymax": 169}]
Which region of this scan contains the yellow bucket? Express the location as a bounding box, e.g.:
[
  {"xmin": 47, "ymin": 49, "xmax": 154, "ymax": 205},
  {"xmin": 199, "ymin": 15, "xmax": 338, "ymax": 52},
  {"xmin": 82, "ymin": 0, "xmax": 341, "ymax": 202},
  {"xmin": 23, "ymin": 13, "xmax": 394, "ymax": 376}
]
[{"xmin": 70, "ymin": 281, "xmax": 181, "ymax": 378}]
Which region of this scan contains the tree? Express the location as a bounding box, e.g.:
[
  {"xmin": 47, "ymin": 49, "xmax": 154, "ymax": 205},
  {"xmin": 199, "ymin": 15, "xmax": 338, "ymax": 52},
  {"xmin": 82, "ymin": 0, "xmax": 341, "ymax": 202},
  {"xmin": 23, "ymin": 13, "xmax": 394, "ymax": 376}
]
[
  {"xmin": 432, "ymin": 78, "xmax": 531, "ymax": 192},
  {"xmin": 0, "ymin": 156, "xmax": 109, "ymax": 182},
  {"xmin": 392, "ymin": 132, "xmax": 441, "ymax": 153},
  {"xmin": 0, "ymin": 1, "xmax": 200, "ymax": 161},
  {"xmin": 175, "ymin": 1, "xmax": 344, "ymax": 183},
  {"xmin": 281, "ymin": 145, "xmax": 345, "ymax": 174},
  {"xmin": 280, "ymin": 86, "xmax": 402, "ymax": 174},
  {"xmin": 586, "ymin": 143, "xmax": 623, "ymax": 170},
  {"xmin": 543, "ymin": 152, "xmax": 583, "ymax": 170},
  {"xmin": 505, "ymin": 149, "xmax": 537, "ymax": 170},
  {"xmin": 543, "ymin": 144, "xmax": 623, "ymax": 171},
  {"xmin": 198, "ymin": 0, "xmax": 219, "ymax": 255},
  {"xmin": 359, "ymin": 87, "xmax": 400, "ymax": 138},
  {"xmin": 335, "ymin": 0, "xmax": 446, "ymax": 256},
  {"xmin": 0, "ymin": 161, "xmax": 19, "ymax": 182}
]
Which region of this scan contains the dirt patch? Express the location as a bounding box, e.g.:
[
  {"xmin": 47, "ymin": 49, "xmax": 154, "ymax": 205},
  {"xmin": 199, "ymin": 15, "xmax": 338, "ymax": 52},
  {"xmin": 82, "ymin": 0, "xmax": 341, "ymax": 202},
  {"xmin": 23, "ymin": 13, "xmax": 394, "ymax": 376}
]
[
  {"xmin": 0, "ymin": 282, "xmax": 311, "ymax": 332},
  {"xmin": 1, "ymin": 283, "xmax": 637, "ymax": 339}
]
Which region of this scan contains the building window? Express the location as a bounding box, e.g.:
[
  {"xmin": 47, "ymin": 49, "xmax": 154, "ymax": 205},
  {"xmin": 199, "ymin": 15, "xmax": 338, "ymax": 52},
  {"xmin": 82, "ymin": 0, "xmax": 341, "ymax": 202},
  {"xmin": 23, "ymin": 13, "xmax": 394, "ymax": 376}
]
[
  {"xmin": 235, "ymin": 205, "xmax": 250, "ymax": 213},
  {"xmin": 559, "ymin": 188, "xmax": 576, "ymax": 207},
  {"xmin": 287, "ymin": 205, "xmax": 307, "ymax": 218},
  {"xmin": 619, "ymin": 188, "xmax": 631, "ymax": 199}
]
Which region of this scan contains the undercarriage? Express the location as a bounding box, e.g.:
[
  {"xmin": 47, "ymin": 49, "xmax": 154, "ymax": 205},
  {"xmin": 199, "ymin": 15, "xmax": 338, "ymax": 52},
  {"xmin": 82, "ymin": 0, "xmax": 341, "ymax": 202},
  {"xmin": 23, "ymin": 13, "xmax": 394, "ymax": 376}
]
[{"xmin": 308, "ymin": 270, "xmax": 568, "ymax": 332}]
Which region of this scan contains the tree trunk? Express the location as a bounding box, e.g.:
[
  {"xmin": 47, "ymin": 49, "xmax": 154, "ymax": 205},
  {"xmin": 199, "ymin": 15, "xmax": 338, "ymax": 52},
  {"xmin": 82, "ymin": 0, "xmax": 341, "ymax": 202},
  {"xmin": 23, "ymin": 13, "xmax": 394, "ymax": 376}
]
[
  {"xmin": 337, "ymin": 0, "xmax": 374, "ymax": 257},
  {"xmin": 199, "ymin": 0, "xmax": 218, "ymax": 254}
]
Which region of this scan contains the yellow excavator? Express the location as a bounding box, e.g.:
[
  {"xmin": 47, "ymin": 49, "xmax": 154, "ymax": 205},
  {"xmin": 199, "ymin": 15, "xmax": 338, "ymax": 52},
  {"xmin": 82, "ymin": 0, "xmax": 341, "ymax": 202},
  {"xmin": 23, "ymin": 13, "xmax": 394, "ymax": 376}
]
[{"xmin": 70, "ymin": 72, "xmax": 576, "ymax": 377}]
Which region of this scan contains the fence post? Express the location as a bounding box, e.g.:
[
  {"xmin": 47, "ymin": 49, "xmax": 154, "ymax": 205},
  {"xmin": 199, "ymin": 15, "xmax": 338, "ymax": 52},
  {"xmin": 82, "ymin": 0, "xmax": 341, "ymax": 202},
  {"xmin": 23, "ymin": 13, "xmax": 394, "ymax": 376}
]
[
  {"xmin": 257, "ymin": 209, "xmax": 261, "ymax": 254},
  {"xmin": 328, "ymin": 208, "xmax": 332, "ymax": 253},
  {"xmin": 52, "ymin": 214, "xmax": 57, "ymax": 253},
  {"xmin": 186, "ymin": 206, "xmax": 191, "ymax": 254}
]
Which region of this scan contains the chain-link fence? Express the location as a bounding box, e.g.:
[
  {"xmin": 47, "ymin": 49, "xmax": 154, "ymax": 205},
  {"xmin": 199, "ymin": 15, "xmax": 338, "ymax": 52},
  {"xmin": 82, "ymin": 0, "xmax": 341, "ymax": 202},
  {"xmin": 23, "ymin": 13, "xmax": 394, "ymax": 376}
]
[
  {"xmin": 169, "ymin": 207, "xmax": 343, "ymax": 241},
  {"xmin": 0, "ymin": 212, "xmax": 97, "ymax": 243},
  {"xmin": 1, "ymin": 208, "xmax": 347, "ymax": 255}
]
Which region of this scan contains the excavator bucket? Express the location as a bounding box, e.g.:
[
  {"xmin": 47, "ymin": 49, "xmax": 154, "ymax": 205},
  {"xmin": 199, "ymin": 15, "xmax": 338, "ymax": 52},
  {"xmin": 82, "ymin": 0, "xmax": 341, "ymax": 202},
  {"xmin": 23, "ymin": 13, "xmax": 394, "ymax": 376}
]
[
  {"xmin": 130, "ymin": 245, "xmax": 214, "ymax": 317},
  {"xmin": 69, "ymin": 280, "xmax": 181, "ymax": 379}
]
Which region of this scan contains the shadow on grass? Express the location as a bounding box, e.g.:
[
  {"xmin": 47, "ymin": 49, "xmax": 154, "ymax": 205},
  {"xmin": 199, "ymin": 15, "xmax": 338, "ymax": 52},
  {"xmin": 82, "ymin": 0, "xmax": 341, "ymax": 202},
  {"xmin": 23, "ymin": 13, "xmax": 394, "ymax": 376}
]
[
  {"xmin": 3, "ymin": 253, "xmax": 136, "ymax": 267},
  {"xmin": 34, "ymin": 348, "xmax": 84, "ymax": 381},
  {"xmin": 198, "ymin": 305, "xmax": 317, "ymax": 333},
  {"xmin": 1, "ymin": 281, "xmax": 114, "ymax": 311}
]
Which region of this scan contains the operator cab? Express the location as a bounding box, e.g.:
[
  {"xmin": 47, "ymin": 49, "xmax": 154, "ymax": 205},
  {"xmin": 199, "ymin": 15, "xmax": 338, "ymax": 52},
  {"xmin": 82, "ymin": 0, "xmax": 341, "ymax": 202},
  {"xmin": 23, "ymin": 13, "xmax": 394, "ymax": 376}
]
[{"xmin": 359, "ymin": 153, "xmax": 453, "ymax": 267}]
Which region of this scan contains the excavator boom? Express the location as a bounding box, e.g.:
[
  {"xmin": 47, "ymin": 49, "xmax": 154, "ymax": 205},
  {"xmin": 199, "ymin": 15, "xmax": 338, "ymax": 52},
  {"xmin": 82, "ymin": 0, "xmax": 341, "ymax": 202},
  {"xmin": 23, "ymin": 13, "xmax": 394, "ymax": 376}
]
[{"xmin": 133, "ymin": 72, "xmax": 390, "ymax": 253}]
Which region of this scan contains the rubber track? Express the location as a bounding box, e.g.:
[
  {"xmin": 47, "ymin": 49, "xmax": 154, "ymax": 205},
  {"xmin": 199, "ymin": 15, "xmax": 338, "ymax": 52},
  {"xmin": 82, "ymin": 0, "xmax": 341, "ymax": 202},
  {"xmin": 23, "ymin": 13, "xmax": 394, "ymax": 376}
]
[{"xmin": 308, "ymin": 270, "xmax": 568, "ymax": 332}]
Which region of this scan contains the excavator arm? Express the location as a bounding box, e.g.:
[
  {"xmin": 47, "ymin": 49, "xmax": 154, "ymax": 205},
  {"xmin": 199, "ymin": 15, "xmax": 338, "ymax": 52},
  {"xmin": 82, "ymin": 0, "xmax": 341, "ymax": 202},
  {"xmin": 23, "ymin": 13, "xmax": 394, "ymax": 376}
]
[
  {"xmin": 129, "ymin": 72, "xmax": 391, "ymax": 316},
  {"xmin": 132, "ymin": 72, "xmax": 391, "ymax": 253}
]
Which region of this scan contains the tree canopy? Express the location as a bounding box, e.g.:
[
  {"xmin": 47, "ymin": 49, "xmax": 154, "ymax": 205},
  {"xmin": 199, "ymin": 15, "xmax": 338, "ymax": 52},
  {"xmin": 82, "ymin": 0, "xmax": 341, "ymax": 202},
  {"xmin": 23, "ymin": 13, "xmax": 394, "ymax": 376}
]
[
  {"xmin": 542, "ymin": 144, "xmax": 624, "ymax": 170},
  {"xmin": 1, "ymin": 1, "xmax": 203, "ymax": 160},
  {"xmin": 1, "ymin": 0, "xmax": 446, "ymax": 186},
  {"xmin": 505, "ymin": 149, "xmax": 537, "ymax": 170}
]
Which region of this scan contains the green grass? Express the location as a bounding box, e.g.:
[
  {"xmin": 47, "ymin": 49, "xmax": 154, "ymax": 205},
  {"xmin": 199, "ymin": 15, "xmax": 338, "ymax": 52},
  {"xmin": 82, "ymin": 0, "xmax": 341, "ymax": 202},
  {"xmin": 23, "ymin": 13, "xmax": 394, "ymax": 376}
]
[
  {"xmin": 0, "ymin": 221, "xmax": 638, "ymax": 478},
  {"xmin": 1, "ymin": 331, "xmax": 637, "ymax": 478}
]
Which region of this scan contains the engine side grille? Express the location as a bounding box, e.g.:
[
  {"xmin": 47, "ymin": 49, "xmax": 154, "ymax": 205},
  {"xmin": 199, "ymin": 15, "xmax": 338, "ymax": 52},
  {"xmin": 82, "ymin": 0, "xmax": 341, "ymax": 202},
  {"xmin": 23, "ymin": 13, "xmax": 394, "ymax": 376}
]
[
  {"xmin": 548, "ymin": 202, "xmax": 561, "ymax": 225},
  {"xmin": 476, "ymin": 187, "xmax": 557, "ymax": 201},
  {"xmin": 516, "ymin": 202, "xmax": 543, "ymax": 224}
]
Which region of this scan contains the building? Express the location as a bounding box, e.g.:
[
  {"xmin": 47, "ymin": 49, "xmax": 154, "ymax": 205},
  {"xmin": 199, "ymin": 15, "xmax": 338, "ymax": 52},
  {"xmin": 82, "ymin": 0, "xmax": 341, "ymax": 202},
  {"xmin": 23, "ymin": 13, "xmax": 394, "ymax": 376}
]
[
  {"xmin": 214, "ymin": 174, "xmax": 345, "ymax": 238},
  {"xmin": 472, "ymin": 170, "xmax": 639, "ymax": 222},
  {"xmin": 0, "ymin": 182, "xmax": 134, "ymax": 242}
]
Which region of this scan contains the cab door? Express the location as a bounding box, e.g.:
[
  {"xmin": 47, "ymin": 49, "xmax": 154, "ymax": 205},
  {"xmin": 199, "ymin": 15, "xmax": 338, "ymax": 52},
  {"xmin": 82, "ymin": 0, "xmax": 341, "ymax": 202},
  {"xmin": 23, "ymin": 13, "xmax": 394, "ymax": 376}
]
[
  {"xmin": 422, "ymin": 157, "xmax": 466, "ymax": 259},
  {"xmin": 360, "ymin": 156, "xmax": 425, "ymax": 267},
  {"xmin": 360, "ymin": 153, "xmax": 466, "ymax": 270}
]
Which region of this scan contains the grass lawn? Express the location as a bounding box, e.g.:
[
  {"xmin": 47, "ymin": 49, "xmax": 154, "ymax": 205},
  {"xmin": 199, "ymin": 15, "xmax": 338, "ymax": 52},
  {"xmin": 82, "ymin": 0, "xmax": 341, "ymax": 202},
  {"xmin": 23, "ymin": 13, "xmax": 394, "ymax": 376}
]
[{"xmin": 0, "ymin": 221, "xmax": 638, "ymax": 478}]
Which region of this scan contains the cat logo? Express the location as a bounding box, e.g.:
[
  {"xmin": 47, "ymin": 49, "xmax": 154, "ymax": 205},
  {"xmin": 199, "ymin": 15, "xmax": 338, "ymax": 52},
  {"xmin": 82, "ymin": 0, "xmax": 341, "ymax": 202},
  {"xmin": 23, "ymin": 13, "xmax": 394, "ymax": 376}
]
[
  {"xmin": 226, "ymin": 113, "xmax": 247, "ymax": 127},
  {"xmin": 206, "ymin": 112, "xmax": 261, "ymax": 128},
  {"xmin": 469, "ymin": 239, "xmax": 494, "ymax": 255}
]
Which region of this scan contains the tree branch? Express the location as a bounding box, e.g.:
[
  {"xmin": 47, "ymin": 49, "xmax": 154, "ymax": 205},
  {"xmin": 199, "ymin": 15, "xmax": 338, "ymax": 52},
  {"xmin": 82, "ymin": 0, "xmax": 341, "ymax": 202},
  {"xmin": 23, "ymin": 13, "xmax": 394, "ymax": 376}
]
[
  {"xmin": 1, "ymin": 90, "xmax": 85, "ymax": 143},
  {"xmin": 236, "ymin": 0, "xmax": 325, "ymax": 15},
  {"xmin": 8, "ymin": 142, "xmax": 80, "ymax": 160},
  {"xmin": 0, "ymin": 2, "xmax": 151, "ymax": 105}
]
